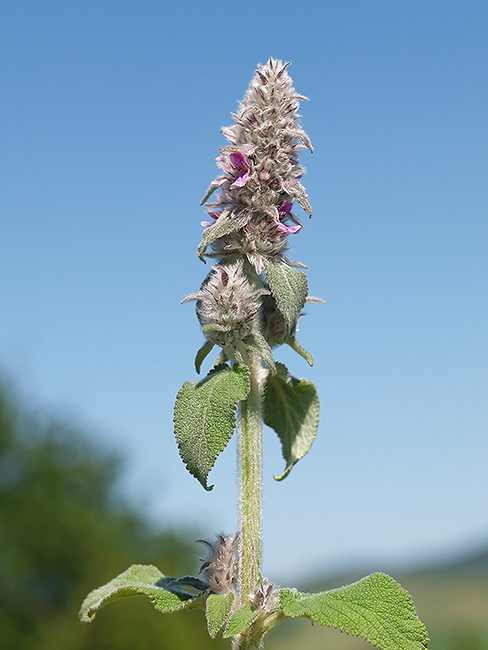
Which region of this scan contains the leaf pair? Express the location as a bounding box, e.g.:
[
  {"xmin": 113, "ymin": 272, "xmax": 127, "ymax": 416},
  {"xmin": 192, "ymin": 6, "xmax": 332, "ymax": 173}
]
[
  {"xmin": 174, "ymin": 362, "xmax": 319, "ymax": 489},
  {"xmin": 80, "ymin": 566, "xmax": 428, "ymax": 650}
]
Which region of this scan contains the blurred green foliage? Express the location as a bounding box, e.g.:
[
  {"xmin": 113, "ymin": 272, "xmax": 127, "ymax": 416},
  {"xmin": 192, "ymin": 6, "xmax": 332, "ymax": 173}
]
[{"xmin": 0, "ymin": 380, "xmax": 227, "ymax": 650}]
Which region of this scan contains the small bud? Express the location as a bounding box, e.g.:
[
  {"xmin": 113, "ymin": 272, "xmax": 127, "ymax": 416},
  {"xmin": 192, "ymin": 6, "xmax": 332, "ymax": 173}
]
[
  {"xmin": 197, "ymin": 534, "xmax": 237, "ymax": 595},
  {"xmin": 251, "ymin": 577, "xmax": 279, "ymax": 610}
]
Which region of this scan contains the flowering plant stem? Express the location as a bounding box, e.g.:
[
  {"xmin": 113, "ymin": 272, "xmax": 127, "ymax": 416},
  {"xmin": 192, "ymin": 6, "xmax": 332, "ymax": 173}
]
[
  {"xmin": 79, "ymin": 58, "xmax": 429, "ymax": 650},
  {"xmin": 237, "ymin": 349, "xmax": 264, "ymax": 608}
]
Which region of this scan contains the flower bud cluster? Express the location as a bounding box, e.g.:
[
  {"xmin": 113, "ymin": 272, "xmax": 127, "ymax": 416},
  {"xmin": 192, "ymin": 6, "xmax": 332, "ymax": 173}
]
[
  {"xmin": 183, "ymin": 260, "xmax": 269, "ymax": 364},
  {"xmin": 190, "ymin": 58, "xmax": 313, "ymax": 367},
  {"xmin": 200, "ymin": 58, "xmax": 312, "ymax": 273},
  {"xmin": 198, "ymin": 534, "xmax": 238, "ymax": 595},
  {"xmin": 251, "ymin": 576, "xmax": 279, "ymax": 610}
]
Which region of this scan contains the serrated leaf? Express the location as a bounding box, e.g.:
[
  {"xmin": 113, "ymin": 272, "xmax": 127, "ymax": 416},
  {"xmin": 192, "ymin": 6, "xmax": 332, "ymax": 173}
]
[
  {"xmin": 79, "ymin": 565, "xmax": 205, "ymax": 623},
  {"xmin": 195, "ymin": 341, "xmax": 215, "ymax": 374},
  {"xmin": 167, "ymin": 575, "xmax": 209, "ymax": 591},
  {"xmin": 279, "ymin": 573, "xmax": 429, "ymax": 650},
  {"xmin": 264, "ymin": 259, "xmax": 308, "ymax": 335},
  {"xmin": 223, "ymin": 604, "xmax": 259, "ymax": 638},
  {"xmin": 197, "ymin": 213, "xmax": 251, "ymax": 259},
  {"xmin": 285, "ymin": 336, "xmax": 314, "ymax": 366},
  {"xmin": 206, "ymin": 592, "xmax": 234, "ymax": 638},
  {"xmin": 174, "ymin": 364, "xmax": 250, "ymax": 490},
  {"xmin": 264, "ymin": 362, "xmax": 319, "ymax": 480}
]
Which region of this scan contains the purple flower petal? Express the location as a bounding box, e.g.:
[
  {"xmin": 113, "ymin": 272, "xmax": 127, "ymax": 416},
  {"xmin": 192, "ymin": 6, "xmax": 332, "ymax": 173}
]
[
  {"xmin": 229, "ymin": 151, "xmax": 249, "ymax": 170},
  {"xmin": 274, "ymin": 219, "xmax": 302, "ymax": 234},
  {"xmin": 279, "ymin": 201, "xmax": 293, "ymax": 215},
  {"xmin": 285, "ymin": 224, "xmax": 302, "ymax": 234},
  {"xmin": 231, "ymin": 170, "xmax": 249, "ymax": 188}
]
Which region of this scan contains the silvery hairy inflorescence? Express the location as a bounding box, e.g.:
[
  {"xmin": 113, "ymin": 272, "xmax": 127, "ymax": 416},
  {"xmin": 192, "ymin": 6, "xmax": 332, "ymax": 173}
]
[
  {"xmin": 186, "ymin": 57, "xmax": 317, "ymax": 375},
  {"xmin": 80, "ymin": 58, "xmax": 429, "ymax": 650},
  {"xmin": 199, "ymin": 57, "xmax": 312, "ymax": 269}
]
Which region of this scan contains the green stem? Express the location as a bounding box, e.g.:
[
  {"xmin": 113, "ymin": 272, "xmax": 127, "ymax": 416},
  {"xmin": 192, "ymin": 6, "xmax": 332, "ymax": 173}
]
[{"xmin": 237, "ymin": 349, "xmax": 264, "ymax": 607}]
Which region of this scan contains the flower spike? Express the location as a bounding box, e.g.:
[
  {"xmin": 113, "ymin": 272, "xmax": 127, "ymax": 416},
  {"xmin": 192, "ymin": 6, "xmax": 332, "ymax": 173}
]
[{"xmin": 198, "ymin": 58, "xmax": 313, "ymax": 267}]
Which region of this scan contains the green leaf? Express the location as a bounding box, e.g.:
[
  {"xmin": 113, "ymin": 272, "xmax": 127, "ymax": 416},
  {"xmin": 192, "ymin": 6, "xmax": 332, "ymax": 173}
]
[
  {"xmin": 206, "ymin": 592, "xmax": 234, "ymax": 638},
  {"xmin": 223, "ymin": 604, "xmax": 259, "ymax": 638},
  {"xmin": 279, "ymin": 573, "xmax": 429, "ymax": 650},
  {"xmin": 197, "ymin": 213, "xmax": 251, "ymax": 259},
  {"xmin": 79, "ymin": 565, "xmax": 205, "ymax": 623},
  {"xmin": 264, "ymin": 259, "xmax": 308, "ymax": 335},
  {"xmin": 264, "ymin": 363, "xmax": 319, "ymax": 480},
  {"xmin": 167, "ymin": 575, "xmax": 209, "ymax": 591},
  {"xmin": 285, "ymin": 336, "xmax": 314, "ymax": 366},
  {"xmin": 249, "ymin": 333, "xmax": 276, "ymax": 373},
  {"xmin": 174, "ymin": 364, "xmax": 250, "ymax": 490},
  {"xmin": 195, "ymin": 341, "xmax": 215, "ymax": 374}
]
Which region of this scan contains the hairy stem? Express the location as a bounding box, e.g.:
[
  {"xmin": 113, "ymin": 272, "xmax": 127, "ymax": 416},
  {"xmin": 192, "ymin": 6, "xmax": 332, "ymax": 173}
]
[
  {"xmin": 232, "ymin": 636, "xmax": 261, "ymax": 650},
  {"xmin": 237, "ymin": 349, "xmax": 264, "ymax": 606}
]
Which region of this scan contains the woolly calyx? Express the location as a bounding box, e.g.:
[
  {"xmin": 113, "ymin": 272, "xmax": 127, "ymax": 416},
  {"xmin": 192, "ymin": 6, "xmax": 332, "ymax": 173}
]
[{"xmin": 198, "ymin": 534, "xmax": 238, "ymax": 596}]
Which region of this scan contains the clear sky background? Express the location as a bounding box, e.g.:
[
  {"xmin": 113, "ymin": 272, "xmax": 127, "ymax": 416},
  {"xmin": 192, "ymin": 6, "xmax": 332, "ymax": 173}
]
[{"xmin": 1, "ymin": 1, "xmax": 487, "ymax": 585}]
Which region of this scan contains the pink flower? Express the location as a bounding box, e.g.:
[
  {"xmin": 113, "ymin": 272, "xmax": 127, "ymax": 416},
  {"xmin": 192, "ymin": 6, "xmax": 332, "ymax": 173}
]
[
  {"xmin": 229, "ymin": 152, "xmax": 248, "ymax": 169},
  {"xmin": 229, "ymin": 152, "xmax": 250, "ymax": 188},
  {"xmin": 274, "ymin": 201, "xmax": 302, "ymax": 234},
  {"xmin": 279, "ymin": 201, "xmax": 293, "ymax": 215},
  {"xmin": 201, "ymin": 209, "xmax": 220, "ymax": 228}
]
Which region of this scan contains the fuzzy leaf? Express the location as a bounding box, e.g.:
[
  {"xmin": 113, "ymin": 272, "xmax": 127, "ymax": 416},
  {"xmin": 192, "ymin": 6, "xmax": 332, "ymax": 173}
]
[
  {"xmin": 206, "ymin": 592, "xmax": 234, "ymax": 638},
  {"xmin": 264, "ymin": 259, "xmax": 308, "ymax": 335},
  {"xmin": 174, "ymin": 364, "xmax": 250, "ymax": 490},
  {"xmin": 79, "ymin": 565, "xmax": 205, "ymax": 623},
  {"xmin": 223, "ymin": 604, "xmax": 259, "ymax": 638},
  {"xmin": 198, "ymin": 213, "xmax": 251, "ymax": 259},
  {"xmin": 167, "ymin": 575, "xmax": 209, "ymax": 591},
  {"xmin": 249, "ymin": 333, "xmax": 276, "ymax": 373},
  {"xmin": 285, "ymin": 336, "xmax": 314, "ymax": 366},
  {"xmin": 295, "ymin": 185, "xmax": 313, "ymax": 216},
  {"xmin": 264, "ymin": 363, "xmax": 319, "ymax": 480},
  {"xmin": 282, "ymin": 178, "xmax": 313, "ymax": 215},
  {"xmin": 200, "ymin": 181, "xmax": 220, "ymax": 205},
  {"xmin": 279, "ymin": 573, "xmax": 429, "ymax": 650},
  {"xmin": 195, "ymin": 340, "xmax": 215, "ymax": 374}
]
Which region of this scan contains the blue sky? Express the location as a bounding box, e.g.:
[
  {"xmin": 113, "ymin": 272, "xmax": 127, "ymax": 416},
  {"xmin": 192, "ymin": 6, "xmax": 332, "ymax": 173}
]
[{"xmin": 1, "ymin": 1, "xmax": 487, "ymax": 584}]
